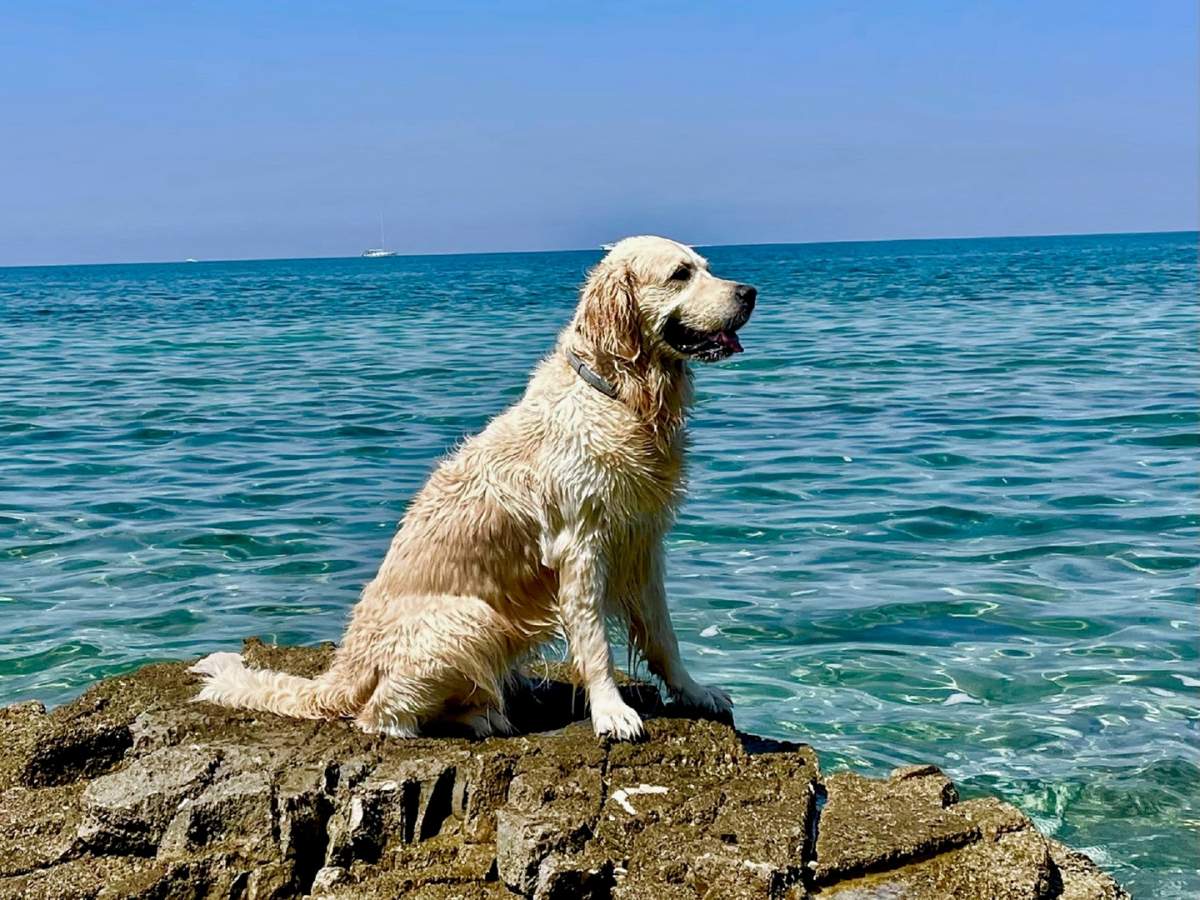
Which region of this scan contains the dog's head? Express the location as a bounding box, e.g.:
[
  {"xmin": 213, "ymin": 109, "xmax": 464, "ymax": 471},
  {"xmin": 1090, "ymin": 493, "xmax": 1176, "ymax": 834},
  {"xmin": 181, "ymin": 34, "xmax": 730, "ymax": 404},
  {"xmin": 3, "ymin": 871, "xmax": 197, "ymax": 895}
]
[{"xmin": 573, "ymin": 236, "xmax": 757, "ymax": 367}]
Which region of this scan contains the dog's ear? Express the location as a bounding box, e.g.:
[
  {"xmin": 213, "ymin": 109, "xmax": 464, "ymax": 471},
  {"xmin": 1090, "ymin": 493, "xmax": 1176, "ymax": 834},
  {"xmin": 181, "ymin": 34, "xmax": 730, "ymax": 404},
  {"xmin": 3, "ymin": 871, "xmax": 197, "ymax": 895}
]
[{"xmin": 574, "ymin": 260, "xmax": 642, "ymax": 364}]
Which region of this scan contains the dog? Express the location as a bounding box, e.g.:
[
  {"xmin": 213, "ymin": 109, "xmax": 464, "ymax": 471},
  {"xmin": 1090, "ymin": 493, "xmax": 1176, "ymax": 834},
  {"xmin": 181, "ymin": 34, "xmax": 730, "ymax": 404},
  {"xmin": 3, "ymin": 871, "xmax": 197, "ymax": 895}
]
[{"xmin": 191, "ymin": 235, "xmax": 757, "ymax": 740}]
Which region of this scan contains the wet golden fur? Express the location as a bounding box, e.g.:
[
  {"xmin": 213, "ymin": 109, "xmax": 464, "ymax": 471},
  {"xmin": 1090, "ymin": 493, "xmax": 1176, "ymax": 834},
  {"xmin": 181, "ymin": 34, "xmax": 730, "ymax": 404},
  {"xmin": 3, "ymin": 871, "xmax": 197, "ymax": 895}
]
[{"xmin": 192, "ymin": 236, "xmax": 754, "ymax": 739}]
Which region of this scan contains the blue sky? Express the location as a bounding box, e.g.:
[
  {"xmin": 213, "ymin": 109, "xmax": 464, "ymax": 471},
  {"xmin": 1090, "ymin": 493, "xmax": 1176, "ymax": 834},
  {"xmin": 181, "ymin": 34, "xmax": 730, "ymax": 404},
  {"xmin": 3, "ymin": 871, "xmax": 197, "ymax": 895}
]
[{"xmin": 1, "ymin": 1, "xmax": 1196, "ymax": 265}]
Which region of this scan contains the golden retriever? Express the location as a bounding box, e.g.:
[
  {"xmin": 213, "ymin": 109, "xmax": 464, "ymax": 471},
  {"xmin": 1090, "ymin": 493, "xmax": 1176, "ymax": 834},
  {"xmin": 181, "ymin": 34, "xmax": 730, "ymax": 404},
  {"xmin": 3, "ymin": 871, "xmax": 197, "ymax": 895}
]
[{"xmin": 191, "ymin": 235, "xmax": 757, "ymax": 740}]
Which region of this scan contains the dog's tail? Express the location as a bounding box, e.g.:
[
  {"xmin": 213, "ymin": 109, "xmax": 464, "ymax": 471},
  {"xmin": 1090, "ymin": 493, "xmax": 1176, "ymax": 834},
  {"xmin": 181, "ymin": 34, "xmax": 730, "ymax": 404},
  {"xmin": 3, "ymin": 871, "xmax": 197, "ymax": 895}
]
[{"xmin": 189, "ymin": 651, "xmax": 371, "ymax": 720}]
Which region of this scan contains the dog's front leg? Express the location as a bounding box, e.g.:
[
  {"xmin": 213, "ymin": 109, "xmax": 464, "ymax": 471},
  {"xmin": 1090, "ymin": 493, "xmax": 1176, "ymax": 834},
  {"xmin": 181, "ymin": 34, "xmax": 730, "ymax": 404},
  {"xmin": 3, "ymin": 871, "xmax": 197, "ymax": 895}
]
[
  {"xmin": 558, "ymin": 542, "xmax": 644, "ymax": 740},
  {"xmin": 632, "ymin": 546, "xmax": 733, "ymax": 717}
]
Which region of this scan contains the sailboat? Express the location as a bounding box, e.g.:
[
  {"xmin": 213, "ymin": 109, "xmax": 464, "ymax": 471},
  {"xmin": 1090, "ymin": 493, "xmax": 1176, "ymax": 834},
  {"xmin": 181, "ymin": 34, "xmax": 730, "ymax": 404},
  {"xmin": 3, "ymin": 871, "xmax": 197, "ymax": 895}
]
[{"xmin": 362, "ymin": 215, "xmax": 398, "ymax": 258}]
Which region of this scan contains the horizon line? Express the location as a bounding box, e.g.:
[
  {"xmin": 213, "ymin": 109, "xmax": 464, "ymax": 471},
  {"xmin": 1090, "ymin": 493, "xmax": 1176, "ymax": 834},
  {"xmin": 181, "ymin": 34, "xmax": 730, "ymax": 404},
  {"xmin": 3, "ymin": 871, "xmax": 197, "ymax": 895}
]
[{"xmin": 1, "ymin": 227, "xmax": 1195, "ymax": 271}]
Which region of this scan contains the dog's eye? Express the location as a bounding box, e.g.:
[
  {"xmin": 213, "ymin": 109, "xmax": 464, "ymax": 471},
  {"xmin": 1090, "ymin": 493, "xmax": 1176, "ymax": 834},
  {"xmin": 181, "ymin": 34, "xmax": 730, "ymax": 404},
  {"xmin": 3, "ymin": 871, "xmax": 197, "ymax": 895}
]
[{"xmin": 669, "ymin": 264, "xmax": 692, "ymax": 282}]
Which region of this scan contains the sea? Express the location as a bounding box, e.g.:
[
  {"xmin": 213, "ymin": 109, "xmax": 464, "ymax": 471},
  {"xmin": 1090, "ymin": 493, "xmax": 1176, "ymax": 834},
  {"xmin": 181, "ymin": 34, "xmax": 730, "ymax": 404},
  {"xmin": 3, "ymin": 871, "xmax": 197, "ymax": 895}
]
[{"xmin": 1, "ymin": 232, "xmax": 1196, "ymax": 896}]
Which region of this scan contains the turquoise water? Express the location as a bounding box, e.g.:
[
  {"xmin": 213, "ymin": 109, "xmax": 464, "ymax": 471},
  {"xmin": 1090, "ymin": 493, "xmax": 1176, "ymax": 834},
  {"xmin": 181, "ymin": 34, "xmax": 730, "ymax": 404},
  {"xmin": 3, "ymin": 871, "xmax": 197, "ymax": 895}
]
[{"xmin": 1, "ymin": 233, "xmax": 1196, "ymax": 895}]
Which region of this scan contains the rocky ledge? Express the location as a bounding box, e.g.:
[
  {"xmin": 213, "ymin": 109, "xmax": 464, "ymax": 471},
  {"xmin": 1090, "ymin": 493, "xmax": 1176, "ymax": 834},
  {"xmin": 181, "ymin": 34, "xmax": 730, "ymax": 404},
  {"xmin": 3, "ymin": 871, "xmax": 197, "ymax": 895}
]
[{"xmin": 1, "ymin": 640, "xmax": 1126, "ymax": 900}]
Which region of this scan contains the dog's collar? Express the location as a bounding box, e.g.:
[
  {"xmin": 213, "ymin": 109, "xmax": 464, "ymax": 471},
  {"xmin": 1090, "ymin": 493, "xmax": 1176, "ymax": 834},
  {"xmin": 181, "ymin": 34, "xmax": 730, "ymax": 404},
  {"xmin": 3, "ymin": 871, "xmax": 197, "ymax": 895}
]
[{"xmin": 562, "ymin": 346, "xmax": 619, "ymax": 400}]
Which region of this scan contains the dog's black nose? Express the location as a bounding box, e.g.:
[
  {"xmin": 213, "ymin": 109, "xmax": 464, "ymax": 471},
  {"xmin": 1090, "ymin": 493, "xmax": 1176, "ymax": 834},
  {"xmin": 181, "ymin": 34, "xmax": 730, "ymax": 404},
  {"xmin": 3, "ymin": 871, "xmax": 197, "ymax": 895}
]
[{"xmin": 735, "ymin": 283, "xmax": 757, "ymax": 311}]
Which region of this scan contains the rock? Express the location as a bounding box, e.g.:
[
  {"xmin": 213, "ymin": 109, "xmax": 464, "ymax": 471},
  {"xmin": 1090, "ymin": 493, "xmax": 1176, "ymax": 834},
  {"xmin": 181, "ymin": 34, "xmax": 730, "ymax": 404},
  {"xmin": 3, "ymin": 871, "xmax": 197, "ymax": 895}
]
[
  {"xmin": 0, "ymin": 783, "xmax": 81, "ymax": 877},
  {"xmin": 458, "ymin": 746, "xmax": 519, "ymax": 843},
  {"xmin": 309, "ymin": 865, "xmax": 347, "ymax": 893},
  {"xmin": 599, "ymin": 724, "xmax": 818, "ymax": 898},
  {"xmin": 0, "ymin": 642, "xmax": 1128, "ymax": 899},
  {"xmin": 496, "ymin": 807, "xmax": 577, "ymax": 895},
  {"xmin": 1048, "ymin": 840, "xmax": 1131, "ymax": 900},
  {"xmin": 158, "ymin": 769, "xmax": 275, "ymax": 857},
  {"xmin": 0, "ymin": 856, "xmax": 170, "ymax": 900},
  {"xmin": 818, "ymin": 828, "xmax": 1055, "ymax": 899},
  {"xmin": 533, "ymin": 848, "xmax": 614, "ymax": 899},
  {"xmin": 77, "ymin": 744, "xmax": 222, "ymax": 854},
  {"xmin": 0, "ymin": 701, "xmax": 51, "ymax": 791},
  {"xmin": 813, "ymin": 768, "xmax": 979, "ymax": 883}
]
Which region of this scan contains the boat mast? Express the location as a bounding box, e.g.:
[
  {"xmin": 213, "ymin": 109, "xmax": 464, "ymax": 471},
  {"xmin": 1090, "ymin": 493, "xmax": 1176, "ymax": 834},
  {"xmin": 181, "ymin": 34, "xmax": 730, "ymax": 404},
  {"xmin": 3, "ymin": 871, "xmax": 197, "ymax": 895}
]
[{"xmin": 379, "ymin": 213, "xmax": 385, "ymax": 250}]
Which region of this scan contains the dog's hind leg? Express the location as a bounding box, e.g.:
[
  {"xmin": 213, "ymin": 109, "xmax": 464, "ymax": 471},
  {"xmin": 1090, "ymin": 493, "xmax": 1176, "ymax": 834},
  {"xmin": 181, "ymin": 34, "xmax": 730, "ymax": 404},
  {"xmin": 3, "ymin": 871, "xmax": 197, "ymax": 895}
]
[
  {"xmin": 354, "ymin": 675, "xmax": 423, "ymax": 738},
  {"xmin": 349, "ymin": 593, "xmax": 520, "ymax": 738}
]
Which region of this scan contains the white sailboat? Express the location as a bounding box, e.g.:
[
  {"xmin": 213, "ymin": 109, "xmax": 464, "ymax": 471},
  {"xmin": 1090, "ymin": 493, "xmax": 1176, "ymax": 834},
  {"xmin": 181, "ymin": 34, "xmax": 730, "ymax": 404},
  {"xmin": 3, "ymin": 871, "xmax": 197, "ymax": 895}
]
[{"xmin": 362, "ymin": 215, "xmax": 398, "ymax": 258}]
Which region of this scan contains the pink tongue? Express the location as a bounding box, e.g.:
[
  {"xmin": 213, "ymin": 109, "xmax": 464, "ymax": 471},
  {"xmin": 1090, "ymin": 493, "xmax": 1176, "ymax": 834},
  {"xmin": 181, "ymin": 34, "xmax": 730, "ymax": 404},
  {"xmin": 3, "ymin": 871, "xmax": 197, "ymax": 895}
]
[{"xmin": 715, "ymin": 330, "xmax": 743, "ymax": 353}]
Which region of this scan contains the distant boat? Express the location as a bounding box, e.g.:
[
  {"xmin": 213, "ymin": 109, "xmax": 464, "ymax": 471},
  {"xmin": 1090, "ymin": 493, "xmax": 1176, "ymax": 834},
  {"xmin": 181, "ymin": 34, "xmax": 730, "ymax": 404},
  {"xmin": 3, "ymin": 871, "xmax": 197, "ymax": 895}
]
[
  {"xmin": 184, "ymin": 258, "xmax": 198, "ymax": 263},
  {"xmin": 362, "ymin": 214, "xmax": 398, "ymax": 258}
]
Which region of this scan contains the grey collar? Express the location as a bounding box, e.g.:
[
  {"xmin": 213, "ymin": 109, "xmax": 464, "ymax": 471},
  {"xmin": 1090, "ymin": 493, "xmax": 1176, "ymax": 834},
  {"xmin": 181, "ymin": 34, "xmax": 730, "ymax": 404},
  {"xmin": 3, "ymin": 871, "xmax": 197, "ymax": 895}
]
[{"xmin": 562, "ymin": 346, "xmax": 619, "ymax": 400}]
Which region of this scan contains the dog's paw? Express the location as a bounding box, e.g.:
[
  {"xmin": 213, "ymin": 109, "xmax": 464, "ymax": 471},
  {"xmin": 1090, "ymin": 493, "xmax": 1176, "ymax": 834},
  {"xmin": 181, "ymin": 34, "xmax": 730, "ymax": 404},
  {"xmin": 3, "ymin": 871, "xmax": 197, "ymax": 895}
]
[
  {"xmin": 458, "ymin": 707, "xmax": 516, "ymax": 738},
  {"xmin": 356, "ymin": 714, "xmax": 420, "ymax": 739},
  {"xmin": 483, "ymin": 708, "xmax": 516, "ymax": 737},
  {"xmin": 592, "ymin": 700, "xmax": 644, "ymax": 741},
  {"xmin": 189, "ymin": 651, "xmax": 244, "ymax": 678},
  {"xmin": 673, "ymin": 680, "xmax": 734, "ymax": 716},
  {"xmin": 378, "ymin": 720, "xmax": 421, "ymax": 739}
]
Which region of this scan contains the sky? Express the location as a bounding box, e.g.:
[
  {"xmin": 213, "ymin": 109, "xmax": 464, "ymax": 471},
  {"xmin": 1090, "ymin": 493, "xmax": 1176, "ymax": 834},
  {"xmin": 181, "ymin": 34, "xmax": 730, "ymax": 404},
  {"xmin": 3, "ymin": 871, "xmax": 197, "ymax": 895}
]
[{"xmin": 0, "ymin": 1, "xmax": 1196, "ymax": 266}]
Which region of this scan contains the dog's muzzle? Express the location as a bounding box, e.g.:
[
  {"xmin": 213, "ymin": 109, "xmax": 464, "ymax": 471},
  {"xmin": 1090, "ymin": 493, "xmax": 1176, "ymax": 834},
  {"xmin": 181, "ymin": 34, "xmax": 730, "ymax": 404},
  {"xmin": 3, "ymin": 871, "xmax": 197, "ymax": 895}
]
[{"xmin": 662, "ymin": 283, "xmax": 757, "ymax": 362}]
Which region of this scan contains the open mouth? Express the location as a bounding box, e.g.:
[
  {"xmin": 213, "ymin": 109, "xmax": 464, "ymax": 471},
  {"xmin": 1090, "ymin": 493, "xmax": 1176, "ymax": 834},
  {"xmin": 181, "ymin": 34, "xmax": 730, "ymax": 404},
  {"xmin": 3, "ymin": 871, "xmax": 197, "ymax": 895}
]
[{"xmin": 661, "ymin": 318, "xmax": 745, "ymax": 362}]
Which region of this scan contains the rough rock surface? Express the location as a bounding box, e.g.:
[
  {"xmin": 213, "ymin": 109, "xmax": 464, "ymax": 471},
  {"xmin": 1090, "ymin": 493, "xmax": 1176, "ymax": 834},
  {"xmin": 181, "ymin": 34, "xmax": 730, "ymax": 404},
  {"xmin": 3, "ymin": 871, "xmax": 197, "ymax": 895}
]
[{"xmin": 0, "ymin": 640, "xmax": 1127, "ymax": 899}]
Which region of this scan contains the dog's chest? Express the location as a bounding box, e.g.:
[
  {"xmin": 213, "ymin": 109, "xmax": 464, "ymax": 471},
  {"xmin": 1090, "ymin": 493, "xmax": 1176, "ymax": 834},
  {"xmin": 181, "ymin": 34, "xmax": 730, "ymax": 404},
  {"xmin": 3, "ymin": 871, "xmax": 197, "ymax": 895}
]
[{"xmin": 581, "ymin": 424, "xmax": 687, "ymax": 519}]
